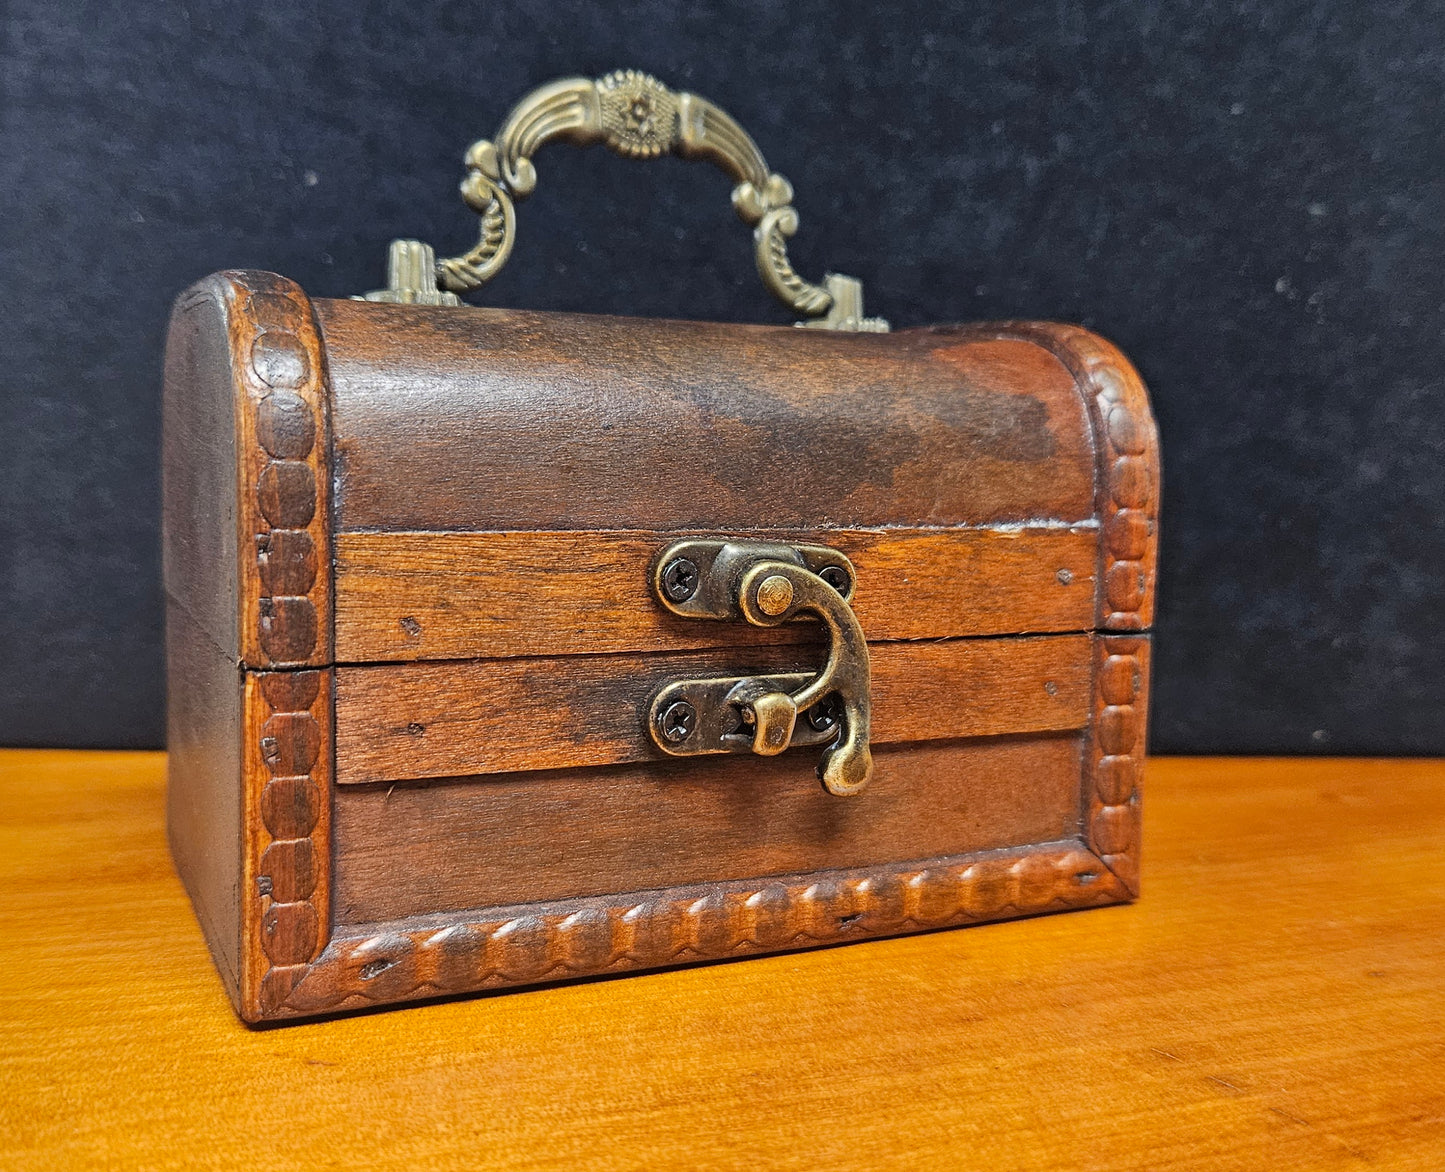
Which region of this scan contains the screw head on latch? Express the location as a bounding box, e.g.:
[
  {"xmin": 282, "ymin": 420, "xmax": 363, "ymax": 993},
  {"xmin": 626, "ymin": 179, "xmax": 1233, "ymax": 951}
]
[
  {"xmin": 661, "ymin": 557, "xmax": 700, "ymax": 602},
  {"xmin": 806, "ymin": 693, "xmax": 844, "ymax": 732},
  {"xmin": 658, "ymin": 699, "xmax": 697, "ymax": 743},
  {"xmin": 819, "ymin": 564, "xmax": 851, "ymax": 595}
]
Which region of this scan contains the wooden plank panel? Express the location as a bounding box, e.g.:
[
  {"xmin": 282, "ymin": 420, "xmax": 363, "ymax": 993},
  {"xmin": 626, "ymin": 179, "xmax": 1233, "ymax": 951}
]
[
  {"xmin": 318, "ymin": 302, "xmax": 1098, "ymax": 532},
  {"xmin": 334, "ymin": 633, "xmax": 1092, "ymax": 784},
  {"xmin": 163, "ymin": 603, "xmax": 244, "ymax": 1003},
  {"xmin": 334, "ymin": 526, "xmax": 1099, "ymax": 663},
  {"xmin": 331, "ymin": 733, "xmax": 1085, "ymax": 922},
  {"xmin": 162, "ymin": 286, "xmax": 239, "ymax": 664}
]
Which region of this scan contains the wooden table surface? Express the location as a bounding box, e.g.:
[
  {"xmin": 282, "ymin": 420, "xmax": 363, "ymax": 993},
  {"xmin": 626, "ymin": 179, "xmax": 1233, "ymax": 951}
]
[{"xmin": 0, "ymin": 752, "xmax": 1441, "ymax": 1170}]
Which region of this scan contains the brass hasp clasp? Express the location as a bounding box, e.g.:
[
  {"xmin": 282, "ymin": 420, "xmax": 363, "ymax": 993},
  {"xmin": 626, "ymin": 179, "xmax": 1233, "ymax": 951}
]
[{"xmin": 647, "ymin": 539, "xmax": 873, "ymax": 796}]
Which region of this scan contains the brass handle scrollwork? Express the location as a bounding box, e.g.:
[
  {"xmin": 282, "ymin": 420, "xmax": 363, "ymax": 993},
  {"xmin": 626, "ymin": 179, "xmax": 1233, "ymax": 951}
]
[
  {"xmin": 362, "ymin": 70, "xmax": 887, "ymax": 332},
  {"xmin": 648, "ymin": 539, "xmax": 874, "ymax": 796}
]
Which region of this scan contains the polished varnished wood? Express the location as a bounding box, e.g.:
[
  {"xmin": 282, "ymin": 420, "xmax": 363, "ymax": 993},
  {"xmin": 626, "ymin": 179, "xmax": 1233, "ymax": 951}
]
[
  {"xmin": 334, "ymin": 527, "xmax": 1100, "ymax": 662},
  {"xmin": 164, "ymin": 272, "xmax": 340, "ymax": 1020},
  {"xmin": 317, "ymin": 301, "xmax": 1099, "ymax": 532},
  {"xmin": 332, "ymin": 734, "xmax": 1085, "ymax": 922},
  {"xmin": 1089, "ymin": 633, "xmax": 1150, "ymax": 893},
  {"xmin": 161, "ymin": 284, "xmax": 240, "ymax": 660},
  {"xmin": 164, "ymin": 605, "xmax": 244, "ymax": 1001},
  {"xmin": 163, "ymin": 271, "xmax": 332, "ymax": 670},
  {"xmin": 258, "ymin": 623, "xmax": 1142, "ymax": 1019},
  {"xmin": 239, "ymin": 668, "xmax": 334, "ymax": 1017},
  {"xmin": 335, "ymin": 634, "xmax": 1093, "ymax": 783},
  {"xmin": 2, "ymin": 752, "xmax": 1441, "ymax": 1170},
  {"xmin": 163, "ymin": 273, "xmax": 1160, "ymax": 1021},
  {"xmin": 985, "ymin": 321, "xmax": 1161, "ymax": 631}
]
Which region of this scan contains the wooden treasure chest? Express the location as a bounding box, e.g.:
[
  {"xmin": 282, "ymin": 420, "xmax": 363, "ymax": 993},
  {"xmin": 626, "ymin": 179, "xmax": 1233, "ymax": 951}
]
[{"xmin": 163, "ymin": 71, "xmax": 1160, "ymax": 1022}]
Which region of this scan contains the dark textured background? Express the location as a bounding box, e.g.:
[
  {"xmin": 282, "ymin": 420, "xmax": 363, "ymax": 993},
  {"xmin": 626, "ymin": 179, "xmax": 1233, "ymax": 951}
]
[{"xmin": 3, "ymin": 1, "xmax": 1442, "ymax": 752}]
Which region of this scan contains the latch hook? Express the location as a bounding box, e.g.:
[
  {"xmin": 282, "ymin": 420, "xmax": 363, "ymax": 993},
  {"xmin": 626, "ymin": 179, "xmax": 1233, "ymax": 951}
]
[{"xmin": 648, "ymin": 540, "xmax": 874, "ymax": 796}]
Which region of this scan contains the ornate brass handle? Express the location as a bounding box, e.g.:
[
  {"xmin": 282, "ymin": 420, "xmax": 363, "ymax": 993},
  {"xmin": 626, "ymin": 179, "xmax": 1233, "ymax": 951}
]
[
  {"xmin": 361, "ymin": 70, "xmax": 887, "ymax": 332},
  {"xmin": 648, "ymin": 539, "xmax": 874, "ymax": 796}
]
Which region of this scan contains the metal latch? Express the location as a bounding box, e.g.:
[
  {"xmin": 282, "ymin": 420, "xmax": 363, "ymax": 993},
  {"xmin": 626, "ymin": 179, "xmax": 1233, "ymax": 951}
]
[{"xmin": 647, "ymin": 539, "xmax": 874, "ymax": 796}]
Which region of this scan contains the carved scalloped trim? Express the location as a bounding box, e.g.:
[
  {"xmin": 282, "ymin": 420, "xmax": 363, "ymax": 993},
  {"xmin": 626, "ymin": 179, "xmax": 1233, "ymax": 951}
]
[
  {"xmin": 980, "ymin": 323, "xmax": 1159, "ymax": 633},
  {"xmin": 257, "ymin": 841, "xmax": 1126, "ymax": 1019},
  {"xmin": 214, "ymin": 305, "xmax": 1151, "ymax": 1021},
  {"xmin": 960, "ymin": 324, "xmax": 1153, "ymax": 894},
  {"xmin": 241, "ymin": 668, "xmax": 334, "ymax": 1020},
  {"xmin": 1087, "ymin": 634, "xmax": 1149, "ymax": 895},
  {"xmin": 221, "ymin": 271, "xmax": 332, "ymax": 668}
]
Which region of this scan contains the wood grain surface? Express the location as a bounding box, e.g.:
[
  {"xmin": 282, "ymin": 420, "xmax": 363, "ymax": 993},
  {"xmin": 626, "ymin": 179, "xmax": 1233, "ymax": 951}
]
[
  {"xmin": 164, "ymin": 605, "xmax": 244, "ymax": 999},
  {"xmin": 333, "ymin": 526, "xmax": 1100, "ymax": 663},
  {"xmin": 331, "ymin": 734, "xmax": 1085, "ymax": 922},
  {"xmin": 318, "ymin": 302, "xmax": 1097, "ymax": 532},
  {"xmin": 163, "ymin": 271, "xmax": 333, "ymax": 670},
  {"xmin": 334, "ymin": 633, "xmax": 1093, "ymax": 783},
  {"xmin": 2, "ymin": 751, "xmax": 1441, "ymax": 1170}
]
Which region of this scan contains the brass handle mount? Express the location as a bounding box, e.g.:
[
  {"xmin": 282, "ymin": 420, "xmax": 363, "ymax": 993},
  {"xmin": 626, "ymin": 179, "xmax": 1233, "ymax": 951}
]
[
  {"xmin": 360, "ymin": 70, "xmax": 887, "ymax": 332},
  {"xmin": 648, "ymin": 539, "xmax": 874, "ymax": 796}
]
